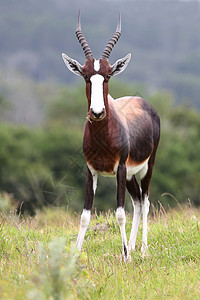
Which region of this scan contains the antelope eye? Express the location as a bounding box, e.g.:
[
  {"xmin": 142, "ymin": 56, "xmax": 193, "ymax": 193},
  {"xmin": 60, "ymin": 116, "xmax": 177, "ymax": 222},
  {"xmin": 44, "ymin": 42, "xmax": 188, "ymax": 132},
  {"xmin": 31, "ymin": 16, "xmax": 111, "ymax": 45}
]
[
  {"xmin": 83, "ymin": 74, "xmax": 88, "ymax": 79},
  {"xmin": 107, "ymin": 74, "xmax": 111, "ymax": 79}
]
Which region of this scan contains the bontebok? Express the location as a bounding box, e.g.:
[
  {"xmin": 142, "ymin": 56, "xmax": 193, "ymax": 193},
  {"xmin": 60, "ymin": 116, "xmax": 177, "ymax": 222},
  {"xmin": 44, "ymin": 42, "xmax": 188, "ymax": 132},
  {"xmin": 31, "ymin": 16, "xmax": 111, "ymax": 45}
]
[{"xmin": 62, "ymin": 12, "xmax": 160, "ymax": 261}]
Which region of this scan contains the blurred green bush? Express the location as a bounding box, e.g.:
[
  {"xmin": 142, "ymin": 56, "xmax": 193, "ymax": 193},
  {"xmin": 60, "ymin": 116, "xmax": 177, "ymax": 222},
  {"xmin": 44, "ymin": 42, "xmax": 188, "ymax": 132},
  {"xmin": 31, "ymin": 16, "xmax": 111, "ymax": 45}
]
[{"xmin": 0, "ymin": 82, "xmax": 199, "ymax": 214}]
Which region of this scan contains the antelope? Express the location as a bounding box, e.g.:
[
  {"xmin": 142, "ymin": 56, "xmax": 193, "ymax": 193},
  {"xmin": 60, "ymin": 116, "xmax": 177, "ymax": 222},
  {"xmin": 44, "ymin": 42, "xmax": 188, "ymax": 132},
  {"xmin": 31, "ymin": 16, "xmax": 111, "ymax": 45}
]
[{"xmin": 62, "ymin": 12, "xmax": 160, "ymax": 261}]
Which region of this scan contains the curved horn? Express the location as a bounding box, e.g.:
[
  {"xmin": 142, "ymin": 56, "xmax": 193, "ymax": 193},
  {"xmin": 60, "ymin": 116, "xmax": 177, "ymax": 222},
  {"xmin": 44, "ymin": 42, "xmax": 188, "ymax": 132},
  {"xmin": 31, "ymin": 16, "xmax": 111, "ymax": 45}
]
[
  {"xmin": 76, "ymin": 10, "xmax": 93, "ymax": 60},
  {"xmin": 101, "ymin": 14, "xmax": 121, "ymax": 60}
]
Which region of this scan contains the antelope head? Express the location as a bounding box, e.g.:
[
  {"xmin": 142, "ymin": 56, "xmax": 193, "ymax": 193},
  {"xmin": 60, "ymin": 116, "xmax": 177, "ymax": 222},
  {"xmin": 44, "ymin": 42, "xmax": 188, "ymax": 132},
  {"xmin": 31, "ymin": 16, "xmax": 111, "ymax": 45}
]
[{"xmin": 62, "ymin": 12, "xmax": 131, "ymax": 121}]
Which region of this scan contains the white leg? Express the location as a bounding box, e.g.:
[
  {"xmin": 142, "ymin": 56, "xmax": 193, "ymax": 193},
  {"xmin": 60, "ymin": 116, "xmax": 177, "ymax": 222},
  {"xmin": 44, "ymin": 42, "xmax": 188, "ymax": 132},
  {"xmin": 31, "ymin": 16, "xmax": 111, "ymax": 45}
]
[
  {"xmin": 141, "ymin": 195, "xmax": 150, "ymax": 253},
  {"xmin": 76, "ymin": 209, "xmax": 91, "ymax": 251},
  {"xmin": 116, "ymin": 207, "xmax": 129, "ymax": 261},
  {"xmin": 128, "ymin": 201, "xmax": 142, "ymax": 252},
  {"xmin": 92, "ymin": 173, "xmax": 98, "ymax": 194}
]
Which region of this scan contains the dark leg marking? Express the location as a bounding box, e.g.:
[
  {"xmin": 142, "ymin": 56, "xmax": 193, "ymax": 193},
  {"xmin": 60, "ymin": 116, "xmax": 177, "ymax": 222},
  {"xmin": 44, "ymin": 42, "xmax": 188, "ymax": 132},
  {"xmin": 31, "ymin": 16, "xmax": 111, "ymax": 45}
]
[
  {"xmin": 116, "ymin": 163, "xmax": 129, "ymax": 260},
  {"xmin": 84, "ymin": 166, "xmax": 94, "ymax": 210}
]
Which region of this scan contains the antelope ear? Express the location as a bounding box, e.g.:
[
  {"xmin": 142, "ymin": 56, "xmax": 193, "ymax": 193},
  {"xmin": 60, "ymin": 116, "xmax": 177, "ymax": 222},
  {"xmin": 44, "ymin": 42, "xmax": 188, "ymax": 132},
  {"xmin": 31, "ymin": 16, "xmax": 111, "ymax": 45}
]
[
  {"xmin": 62, "ymin": 53, "xmax": 83, "ymax": 77},
  {"xmin": 111, "ymin": 53, "xmax": 131, "ymax": 76}
]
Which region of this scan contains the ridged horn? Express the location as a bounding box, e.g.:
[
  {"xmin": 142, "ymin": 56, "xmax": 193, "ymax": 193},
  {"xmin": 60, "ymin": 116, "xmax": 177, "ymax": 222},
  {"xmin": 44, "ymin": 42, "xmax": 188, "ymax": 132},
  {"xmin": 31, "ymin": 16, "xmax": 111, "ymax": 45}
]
[
  {"xmin": 101, "ymin": 14, "xmax": 121, "ymax": 60},
  {"xmin": 76, "ymin": 10, "xmax": 93, "ymax": 60}
]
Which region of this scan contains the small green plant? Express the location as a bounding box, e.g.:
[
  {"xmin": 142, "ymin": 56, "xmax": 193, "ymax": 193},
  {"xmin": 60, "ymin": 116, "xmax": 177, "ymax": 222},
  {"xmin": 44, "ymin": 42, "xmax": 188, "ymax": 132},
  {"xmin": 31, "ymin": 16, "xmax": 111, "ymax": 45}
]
[{"xmin": 27, "ymin": 238, "xmax": 79, "ymax": 300}]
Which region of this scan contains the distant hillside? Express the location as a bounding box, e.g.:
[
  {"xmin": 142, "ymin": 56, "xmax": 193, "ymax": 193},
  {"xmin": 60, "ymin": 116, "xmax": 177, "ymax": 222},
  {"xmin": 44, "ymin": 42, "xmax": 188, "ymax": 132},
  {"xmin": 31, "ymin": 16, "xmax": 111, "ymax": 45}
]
[{"xmin": 0, "ymin": 0, "xmax": 200, "ymax": 108}]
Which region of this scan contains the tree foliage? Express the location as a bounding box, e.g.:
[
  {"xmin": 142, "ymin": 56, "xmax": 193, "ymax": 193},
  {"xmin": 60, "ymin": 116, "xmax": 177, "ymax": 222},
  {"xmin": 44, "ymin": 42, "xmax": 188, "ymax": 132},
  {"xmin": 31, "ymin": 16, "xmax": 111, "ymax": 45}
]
[{"xmin": 0, "ymin": 82, "xmax": 199, "ymax": 214}]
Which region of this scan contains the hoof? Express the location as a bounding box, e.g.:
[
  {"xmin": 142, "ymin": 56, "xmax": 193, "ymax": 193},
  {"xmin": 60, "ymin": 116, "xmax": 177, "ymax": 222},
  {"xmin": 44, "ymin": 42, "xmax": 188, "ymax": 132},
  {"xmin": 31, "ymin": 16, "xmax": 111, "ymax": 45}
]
[
  {"xmin": 124, "ymin": 253, "xmax": 132, "ymax": 263},
  {"xmin": 141, "ymin": 244, "xmax": 149, "ymax": 258},
  {"xmin": 128, "ymin": 243, "xmax": 135, "ymax": 253}
]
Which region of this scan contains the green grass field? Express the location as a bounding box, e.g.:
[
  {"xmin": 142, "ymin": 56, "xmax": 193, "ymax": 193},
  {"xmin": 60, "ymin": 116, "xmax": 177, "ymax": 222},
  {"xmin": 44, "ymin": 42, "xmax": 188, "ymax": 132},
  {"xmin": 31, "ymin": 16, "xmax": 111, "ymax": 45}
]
[{"xmin": 0, "ymin": 201, "xmax": 200, "ymax": 299}]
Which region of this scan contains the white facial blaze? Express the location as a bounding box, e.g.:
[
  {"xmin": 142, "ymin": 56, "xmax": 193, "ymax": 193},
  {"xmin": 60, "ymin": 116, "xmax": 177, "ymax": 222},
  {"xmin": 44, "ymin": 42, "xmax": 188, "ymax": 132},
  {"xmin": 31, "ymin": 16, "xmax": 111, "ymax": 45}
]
[
  {"xmin": 90, "ymin": 74, "xmax": 105, "ymax": 114},
  {"xmin": 94, "ymin": 59, "xmax": 100, "ymax": 71}
]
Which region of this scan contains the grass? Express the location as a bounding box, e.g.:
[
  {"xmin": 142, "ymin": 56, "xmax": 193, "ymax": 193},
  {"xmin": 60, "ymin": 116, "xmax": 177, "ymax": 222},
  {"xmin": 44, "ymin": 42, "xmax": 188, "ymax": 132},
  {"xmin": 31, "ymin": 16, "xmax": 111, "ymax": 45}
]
[{"xmin": 0, "ymin": 202, "xmax": 200, "ymax": 299}]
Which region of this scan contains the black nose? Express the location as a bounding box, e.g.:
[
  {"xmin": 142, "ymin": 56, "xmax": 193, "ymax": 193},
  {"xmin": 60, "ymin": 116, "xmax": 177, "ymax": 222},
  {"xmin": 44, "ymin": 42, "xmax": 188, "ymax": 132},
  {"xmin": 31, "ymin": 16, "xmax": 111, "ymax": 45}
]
[{"xmin": 91, "ymin": 109, "xmax": 104, "ymax": 119}]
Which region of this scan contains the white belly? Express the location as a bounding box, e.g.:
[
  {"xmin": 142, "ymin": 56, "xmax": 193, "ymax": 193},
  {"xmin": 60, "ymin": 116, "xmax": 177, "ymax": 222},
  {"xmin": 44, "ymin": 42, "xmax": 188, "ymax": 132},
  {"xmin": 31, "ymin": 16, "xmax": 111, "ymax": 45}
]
[
  {"xmin": 87, "ymin": 159, "xmax": 149, "ymax": 180},
  {"xmin": 126, "ymin": 159, "xmax": 149, "ymax": 180}
]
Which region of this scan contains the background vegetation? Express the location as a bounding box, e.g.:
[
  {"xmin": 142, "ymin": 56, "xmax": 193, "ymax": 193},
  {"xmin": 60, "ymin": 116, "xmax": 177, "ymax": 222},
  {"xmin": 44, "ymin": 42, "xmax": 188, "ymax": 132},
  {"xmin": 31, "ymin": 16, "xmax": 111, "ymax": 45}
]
[
  {"xmin": 0, "ymin": 0, "xmax": 199, "ymax": 214},
  {"xmin": 0, "ymin": 80, "xmax": 199, "ymax": 214}
]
